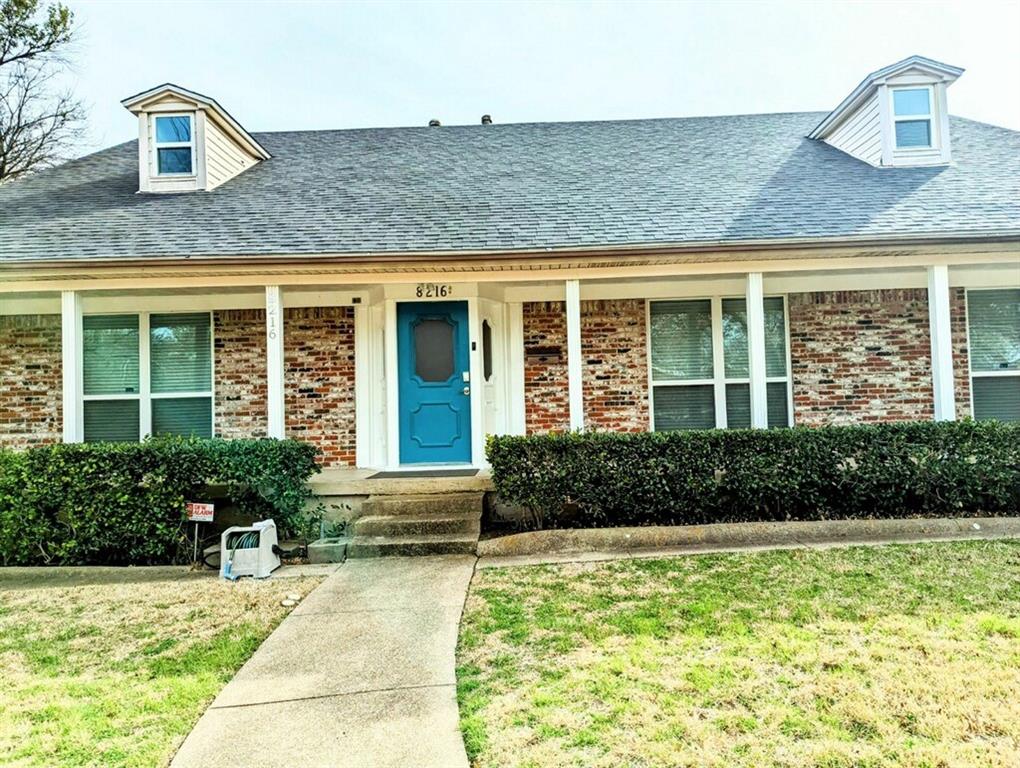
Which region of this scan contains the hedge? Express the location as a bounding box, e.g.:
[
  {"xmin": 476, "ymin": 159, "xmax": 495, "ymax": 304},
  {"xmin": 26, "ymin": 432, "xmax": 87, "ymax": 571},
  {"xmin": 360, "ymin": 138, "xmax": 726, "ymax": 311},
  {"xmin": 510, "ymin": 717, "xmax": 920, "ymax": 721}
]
[
  {"xmin": 486, "ymin": 421, "xmax": 1020, "ymax": 529},
  {"xmin": 0, "ymin": 437, "xmax": 321, "ymax": 566}
]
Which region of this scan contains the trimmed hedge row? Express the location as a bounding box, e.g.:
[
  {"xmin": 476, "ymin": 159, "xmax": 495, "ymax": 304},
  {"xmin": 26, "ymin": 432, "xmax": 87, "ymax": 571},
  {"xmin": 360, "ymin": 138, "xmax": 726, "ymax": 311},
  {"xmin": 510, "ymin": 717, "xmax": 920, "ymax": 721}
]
[
  {"xmin": 0, "ymin": 437, "xmax": 321, "ymax": 566},
  {"xmin": 487, "ymin": 421, "xmax": 1020, "ymax": 529}
]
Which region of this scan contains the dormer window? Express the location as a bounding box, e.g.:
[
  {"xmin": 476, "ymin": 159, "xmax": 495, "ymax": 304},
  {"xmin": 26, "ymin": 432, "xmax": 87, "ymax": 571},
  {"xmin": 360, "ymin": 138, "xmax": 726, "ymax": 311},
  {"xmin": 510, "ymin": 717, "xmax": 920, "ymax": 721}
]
[
  {"xmin": 892, "ymin": 87, "xmax": 933, "ymax": 149},
  {"xmin": 154, "ymin": 115, "xmax": 194, "ymax": 175}
]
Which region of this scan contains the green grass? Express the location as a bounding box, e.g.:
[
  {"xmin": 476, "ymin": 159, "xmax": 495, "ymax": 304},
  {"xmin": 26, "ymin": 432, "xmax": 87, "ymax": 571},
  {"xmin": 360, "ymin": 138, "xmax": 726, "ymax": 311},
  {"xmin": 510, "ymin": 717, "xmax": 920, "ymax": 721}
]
[
  {"xmin": 0, "ymin": 574, "xmax": 322, "ymax": 767},
  {"xmin": 457, "ymin": 541, "xmax": 1020, "ymax": 768}
]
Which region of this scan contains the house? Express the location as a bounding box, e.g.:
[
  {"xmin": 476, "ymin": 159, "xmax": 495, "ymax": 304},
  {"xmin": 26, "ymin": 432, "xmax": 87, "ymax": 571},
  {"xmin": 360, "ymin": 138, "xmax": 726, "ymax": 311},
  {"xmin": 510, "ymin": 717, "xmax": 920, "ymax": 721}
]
[{"xmin": 1, "ymin": 55, "xmax": 1018, "ymax": 477}]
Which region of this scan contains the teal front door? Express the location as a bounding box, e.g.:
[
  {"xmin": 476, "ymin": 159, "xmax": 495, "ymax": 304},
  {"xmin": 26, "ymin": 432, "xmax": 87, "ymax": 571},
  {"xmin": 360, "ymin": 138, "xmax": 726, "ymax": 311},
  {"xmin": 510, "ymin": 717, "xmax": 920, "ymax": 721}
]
[{"xmin": 397, "ymin": 301, "xmax": 472, "ymax": 464}]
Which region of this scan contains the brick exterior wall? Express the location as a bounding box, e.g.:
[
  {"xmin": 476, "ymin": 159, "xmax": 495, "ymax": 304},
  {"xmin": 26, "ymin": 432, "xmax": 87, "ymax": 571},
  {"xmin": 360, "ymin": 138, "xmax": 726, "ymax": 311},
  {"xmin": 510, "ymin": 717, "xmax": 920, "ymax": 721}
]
[
  {"xmin": 284, "ymin": 307, "xmax": 357, "ymax": 468},
  {"xmin": 788, "ymin": 289, "xmax": 938, "ymax": 425},
  {"xmin": 214, "ymin": 307, "xmax": 356, "ymax": 467},
  {"xmin": 0, "ymin": 315, "xmax": 62, "ymax": 448},
  {"xmin": 214, "ymin": 310, "xmax": 268, "ymax": 439},
  {"xmin": 581, "ymin": 300, "xmax": 649, "ymax": 431},
  {"xmin": 523, "ymin": 300, "xmax": 649, "ymax": 434},
  {"xmin": 950, "ymin": 288, "xmax": 972, "ymax": 418}
]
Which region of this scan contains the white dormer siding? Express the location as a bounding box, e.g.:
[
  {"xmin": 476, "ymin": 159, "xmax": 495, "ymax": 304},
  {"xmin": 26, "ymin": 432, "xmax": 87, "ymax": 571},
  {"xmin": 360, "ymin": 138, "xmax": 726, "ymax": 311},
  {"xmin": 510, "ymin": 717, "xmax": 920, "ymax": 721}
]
[
  {"xmin": 810, "ymin": 56, "xmax": 963, "ymax": 169},
  {"xmin": 122, "ymin": 84, "xmax": 270, "ymax": 194},
  {"xmin": 824, "ymin": 91, "xmax": 883, "ymax": 166}
]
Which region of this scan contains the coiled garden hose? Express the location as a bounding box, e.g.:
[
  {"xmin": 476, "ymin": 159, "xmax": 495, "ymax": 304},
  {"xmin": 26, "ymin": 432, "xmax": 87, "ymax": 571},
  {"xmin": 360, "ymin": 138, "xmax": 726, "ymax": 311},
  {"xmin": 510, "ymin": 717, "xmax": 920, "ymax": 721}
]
[{"xmin": 223, "ymin": 530, "xmax": 261, "ymax": 580}]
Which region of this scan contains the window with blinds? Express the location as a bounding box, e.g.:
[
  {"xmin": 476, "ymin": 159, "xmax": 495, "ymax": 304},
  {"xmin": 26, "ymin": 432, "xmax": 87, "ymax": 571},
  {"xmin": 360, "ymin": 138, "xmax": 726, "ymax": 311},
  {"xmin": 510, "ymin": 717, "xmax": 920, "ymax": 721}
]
[
  {"xmin": 82, "ymin": 312, "xmax": 213, "ymax": 442},
  {"xmin": 649, "ymin": 296, "xmax": 791, "ymax": 431},
  {"xmin": 967, "ymin": 289, "xmax": 1020, "ymax": 423}
]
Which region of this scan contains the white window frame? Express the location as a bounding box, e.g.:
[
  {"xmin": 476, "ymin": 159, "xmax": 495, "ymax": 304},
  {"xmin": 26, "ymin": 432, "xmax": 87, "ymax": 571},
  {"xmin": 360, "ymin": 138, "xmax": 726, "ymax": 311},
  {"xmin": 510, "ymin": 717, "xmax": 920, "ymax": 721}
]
[
  {"xmin": 890, "ymin": 85, "xmax": 935, "ymax": 151},
  {"xmin": 645, "ymin": 295, "xmax": 793, "ymax": 430},
  {"xmin": 81, "ymin": 311, "xmax": 215, "ymax": 441},
  {"xmin": 964, "ymin": 288, "xmax": 1020, "ymax": 420},
  {"xmin": 152, "ymin": 113, "xmax": 196, "ymax": 177}
]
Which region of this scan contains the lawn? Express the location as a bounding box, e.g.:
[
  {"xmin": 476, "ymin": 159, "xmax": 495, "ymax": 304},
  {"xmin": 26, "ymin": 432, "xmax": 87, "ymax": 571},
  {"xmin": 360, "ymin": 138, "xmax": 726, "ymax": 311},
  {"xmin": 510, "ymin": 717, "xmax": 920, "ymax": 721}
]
[
  {"xmin": 0, "ymin": 569, "xmax": 322, "ymax": 768},
  {"xmin": 457, "ymin": 541, "xmax": 1020, "ymax": 768}
]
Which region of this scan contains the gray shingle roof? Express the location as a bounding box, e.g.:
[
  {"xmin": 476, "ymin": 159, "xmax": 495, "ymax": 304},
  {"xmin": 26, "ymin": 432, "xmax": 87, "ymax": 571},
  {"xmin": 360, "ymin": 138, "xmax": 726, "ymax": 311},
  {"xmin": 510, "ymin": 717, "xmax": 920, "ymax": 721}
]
[{"xmin": 2, "ymin": 112, "xmax": 1019, "ymax": 263}]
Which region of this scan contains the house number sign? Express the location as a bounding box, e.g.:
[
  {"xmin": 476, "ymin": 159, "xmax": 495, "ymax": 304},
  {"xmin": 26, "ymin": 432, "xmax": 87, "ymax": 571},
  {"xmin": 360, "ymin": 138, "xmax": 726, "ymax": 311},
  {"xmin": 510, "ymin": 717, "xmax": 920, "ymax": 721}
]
[{"xmin": 416, "ymin": 283, "xmax": 453, "ymax": 298}]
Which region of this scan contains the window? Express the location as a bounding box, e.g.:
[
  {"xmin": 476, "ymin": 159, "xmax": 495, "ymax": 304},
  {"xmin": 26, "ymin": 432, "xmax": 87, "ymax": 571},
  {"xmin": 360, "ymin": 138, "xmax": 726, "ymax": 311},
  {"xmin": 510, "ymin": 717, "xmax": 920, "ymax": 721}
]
[
  {"xmin": 482, "ymin": 319, "xmax": 494, "ymax": 381},
  {"xmin": 154, "ymin": 115, "xmax": 194, "ymax": 175},
  {"xmin": 649, "ymin": 297, "xmax": 791, "ymax": 431},
  {"xmin": 892, "ymin": 87, "xmax": 933, "ymax": 149},
  {"xmin": 83, "ymin": 312, "xmax": 213, "ymax": 442},
  {"xmin": 967, "ymin": 289, "xmax": 1020, "ymax": 422}
]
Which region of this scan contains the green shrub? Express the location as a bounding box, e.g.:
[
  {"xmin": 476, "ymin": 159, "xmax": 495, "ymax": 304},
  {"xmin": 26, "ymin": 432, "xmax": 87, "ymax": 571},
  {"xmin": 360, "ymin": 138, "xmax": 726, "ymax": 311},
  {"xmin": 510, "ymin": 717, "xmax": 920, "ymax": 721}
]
[
  {"xmin": 486, "ymin": 421, "xmax": 1020, "ymax": 529},
  {"xmin": 0, "ymin": 437, "xmax": 321, "ymax": 566}
]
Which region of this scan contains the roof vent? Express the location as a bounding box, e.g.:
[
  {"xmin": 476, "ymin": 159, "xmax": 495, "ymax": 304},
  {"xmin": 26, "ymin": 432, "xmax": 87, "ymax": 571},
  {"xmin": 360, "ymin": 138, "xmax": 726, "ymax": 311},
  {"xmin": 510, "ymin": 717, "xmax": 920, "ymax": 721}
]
[
  {"xmin": 481, "ymin": 114, "xmax": 492, "ymax": 125},
  {"xmin": 428, "ymin": 119, "xmax": 441, "ymax": 127}
]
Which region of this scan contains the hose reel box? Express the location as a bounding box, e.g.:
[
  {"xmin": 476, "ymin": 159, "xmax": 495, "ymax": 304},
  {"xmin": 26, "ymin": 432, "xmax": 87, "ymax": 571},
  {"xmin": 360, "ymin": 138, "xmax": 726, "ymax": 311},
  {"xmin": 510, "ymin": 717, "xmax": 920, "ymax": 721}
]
[{"xmin": 220, "ymin": 519, "xmax": 281, "ymax": 580}]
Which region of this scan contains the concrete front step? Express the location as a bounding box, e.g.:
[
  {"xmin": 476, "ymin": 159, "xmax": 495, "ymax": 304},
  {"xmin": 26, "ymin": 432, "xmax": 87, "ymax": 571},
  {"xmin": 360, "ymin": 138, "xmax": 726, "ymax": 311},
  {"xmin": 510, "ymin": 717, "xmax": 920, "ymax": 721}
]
[
  {"xmin": 354, "ymin": 512, "xmax": 481, "ymax": 538},
  {"xmin": 347, "ymin": 534, "xmax": 478, "ymax": 558},
  {"xmin": 360, "ymin": 492, "xmax": 484, "ymax": 518}
]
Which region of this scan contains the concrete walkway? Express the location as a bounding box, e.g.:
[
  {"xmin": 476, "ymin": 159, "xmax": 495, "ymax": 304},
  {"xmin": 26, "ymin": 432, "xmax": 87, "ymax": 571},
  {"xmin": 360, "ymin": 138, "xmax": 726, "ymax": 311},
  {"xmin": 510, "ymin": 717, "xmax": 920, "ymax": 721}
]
[{"xmin": 171, "ymin": 556, "xmax": 476, "ymax": 768}]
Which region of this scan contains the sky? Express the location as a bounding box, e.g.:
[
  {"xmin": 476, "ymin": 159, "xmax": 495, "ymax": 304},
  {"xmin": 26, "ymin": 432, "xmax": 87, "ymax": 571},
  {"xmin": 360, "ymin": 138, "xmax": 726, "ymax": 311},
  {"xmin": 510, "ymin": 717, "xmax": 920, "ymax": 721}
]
[{"xmin": 61, "ymin": 0, "xmax": 1020, "ymax": 155}]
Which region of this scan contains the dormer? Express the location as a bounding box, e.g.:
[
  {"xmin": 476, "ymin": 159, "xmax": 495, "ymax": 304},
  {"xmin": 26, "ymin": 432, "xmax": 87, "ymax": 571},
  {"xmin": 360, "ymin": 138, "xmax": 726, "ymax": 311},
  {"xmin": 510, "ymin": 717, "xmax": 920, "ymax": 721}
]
[
  {"xmin": 809, "ymin": 55, "xmax": 964, "ymax": 168},
  {"xmin": 121, "ymin": 84, "xmax": 271, "ymax": 193}
]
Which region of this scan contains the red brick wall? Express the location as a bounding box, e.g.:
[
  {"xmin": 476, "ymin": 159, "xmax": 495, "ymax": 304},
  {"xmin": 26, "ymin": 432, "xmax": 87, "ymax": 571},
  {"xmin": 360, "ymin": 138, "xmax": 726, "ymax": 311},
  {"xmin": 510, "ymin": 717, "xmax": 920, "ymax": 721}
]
[
  {"xmin": 523, "ymin": 302, "xmax": 570, "ymax": 434},
  {"xmin": 0, "ymin": 315, "xmax": 62, "ymax": 448},
  {"xmin": 214, "ymin": 310, "xmax": 268, "ymax": 439},
  {"xmin": 214, "ymin": 307, "xmax": 356, "ymax": 467},
  {"xmin": 284, "ymin": 307, "xmax": 357, "ymax": 468},
  {"xmin": 523, "ymin": 300, "xmax": 649, "ymax": 434},
  {"xmin": 788, "ymin": 289, "xmax": 936, "ymax": 425},
  {"xmin": 581, "ymin": 300, "xmax": 649, "ymax": 431},
  {"xmin": 950, "ymin": 288, "xmax": 972, "ymax": 418}
]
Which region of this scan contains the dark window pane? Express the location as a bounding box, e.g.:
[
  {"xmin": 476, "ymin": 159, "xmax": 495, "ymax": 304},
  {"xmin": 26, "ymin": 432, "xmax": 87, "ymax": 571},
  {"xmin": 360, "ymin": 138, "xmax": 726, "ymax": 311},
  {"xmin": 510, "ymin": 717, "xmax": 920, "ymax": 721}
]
[
  {"xmin": 767, "ymin": 381, "xmax": 790, "ymax": 427},
  {"xmin": 968, "ymin": 289, "xmax": 1020, "ymax": 373},
  {"xmin": 482, "ymin": 319, "xmax": 493, "ymax": 381},
  {"xmin": 84, "ymin": 399, "xmax": 139, "ymax": 442},
  {"xmin": 972, "ymin": 377, "xmax": 1020, "ymax": 423},
  {"xmin": 725, "ymin": 383, "xmax": 750, "ymax": 429},
  {"xmin": 150, "ymin": 313, "xmax": 211, "ymax": 393},
  {"xmin": 650, "ymin": 300, "xmax": 713, "ymax": 380},
  {"xmin": 155, "ymin": 115, "xmax": 191, "ymax": 142},
  {"xmin": 158, "ymin": 147, "xmax": 192, "ymax": 174},
  {"xmin": 721, "ymin": 298, "xmax": 748, "ymax": 378},
  {"xmin": 414, "ymin": 318, "xmax": 455, "ymax": 382},
  {"xmin": 764, "ymin": 297, "xmax": 787, "ymax": 377},
  {"xmin": 83, "ymin": 315, "xmax": 139, "ymax": 395},
  {"xmin": 653, "ymin": 385, "xmax": 715, "ymax": 431},
  {"xmin": 152, "ymin": 397, "xmax": 212, "ymax": 438},
  {"xmin": 895, "ymin": 120, "xmax": 931, "ymax": 148}
]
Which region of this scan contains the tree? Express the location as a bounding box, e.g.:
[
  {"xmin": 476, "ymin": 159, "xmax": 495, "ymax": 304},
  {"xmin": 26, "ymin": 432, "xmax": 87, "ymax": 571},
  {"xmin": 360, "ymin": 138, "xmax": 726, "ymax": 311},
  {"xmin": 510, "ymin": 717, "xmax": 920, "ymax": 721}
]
[{"xmin": 0, "ymin": 0, "xmax": 84, "ymax": 182}]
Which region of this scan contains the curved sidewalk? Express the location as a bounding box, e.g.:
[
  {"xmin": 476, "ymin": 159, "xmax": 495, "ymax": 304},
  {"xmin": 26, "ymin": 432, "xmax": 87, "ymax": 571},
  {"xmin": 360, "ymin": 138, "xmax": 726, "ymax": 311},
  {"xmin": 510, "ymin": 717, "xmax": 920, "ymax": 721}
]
[{"xmin": 171, "ymin": 556, "xmax": 476, "ymax": 768}]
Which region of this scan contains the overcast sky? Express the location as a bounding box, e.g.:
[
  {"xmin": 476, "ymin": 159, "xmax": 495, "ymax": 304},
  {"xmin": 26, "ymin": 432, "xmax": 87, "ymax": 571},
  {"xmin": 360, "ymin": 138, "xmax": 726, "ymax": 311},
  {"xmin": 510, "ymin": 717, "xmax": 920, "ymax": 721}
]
[{"xmin": 64, "ymin": 0, "xmax": 1020, "ymax": 154}]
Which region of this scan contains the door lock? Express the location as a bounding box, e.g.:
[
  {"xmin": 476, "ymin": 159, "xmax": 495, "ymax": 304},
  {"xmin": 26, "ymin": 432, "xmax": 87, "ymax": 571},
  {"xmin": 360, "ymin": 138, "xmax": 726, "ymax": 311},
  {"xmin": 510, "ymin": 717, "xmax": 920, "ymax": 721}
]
[{"xmin": 463, "ymin": 386, "xmax": 471, "ymax": 395}]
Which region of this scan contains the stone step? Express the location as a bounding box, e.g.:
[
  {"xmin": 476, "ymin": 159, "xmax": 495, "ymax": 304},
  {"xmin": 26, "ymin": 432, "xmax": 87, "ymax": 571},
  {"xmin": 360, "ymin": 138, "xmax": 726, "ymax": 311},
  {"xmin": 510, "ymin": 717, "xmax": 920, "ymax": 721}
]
[
  {"xmin": 347, "ymin": 534, "xmax": 478, "ymax": 558},
  {"xmin": 360, "ymin": 492, "xmax": 484, "ymax": 518},
  {"xmin": 353, "ymin": 512, "xmax": 481, "ymax": 538}
]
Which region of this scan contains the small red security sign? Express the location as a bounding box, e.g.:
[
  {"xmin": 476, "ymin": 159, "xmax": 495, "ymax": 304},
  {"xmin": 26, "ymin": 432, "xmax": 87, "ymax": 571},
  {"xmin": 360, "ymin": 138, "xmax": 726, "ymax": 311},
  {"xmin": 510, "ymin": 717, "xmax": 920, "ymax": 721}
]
[{"xmin": 186, "ymin": 502, "xmax": 215, "ymax": 523}]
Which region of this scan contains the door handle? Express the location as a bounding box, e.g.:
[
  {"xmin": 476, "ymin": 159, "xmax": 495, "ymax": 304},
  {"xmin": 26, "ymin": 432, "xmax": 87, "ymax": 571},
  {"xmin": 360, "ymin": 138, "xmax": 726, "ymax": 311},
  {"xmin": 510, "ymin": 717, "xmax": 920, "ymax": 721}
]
[{"xmin": 463, "ymin": 386, "xmax": 471, "ymax": 395}]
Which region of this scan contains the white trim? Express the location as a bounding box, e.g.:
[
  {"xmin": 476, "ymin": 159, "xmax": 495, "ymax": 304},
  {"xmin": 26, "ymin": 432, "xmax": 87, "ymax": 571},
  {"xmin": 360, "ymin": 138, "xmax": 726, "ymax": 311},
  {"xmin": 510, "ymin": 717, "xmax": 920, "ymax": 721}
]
[
  {"xmin": 265, "ymin": 286, "xmax": 285, "ymax": 438},
  {"xmin": 354, "ymin": 304, "xmax": 370, "ymax": 467},
  {"xmin": 467, "ymin": 297, "xmax": 484, "ymax": 466},
  {"xmin": 506, "ymin": 302, "xmax": 526, "ymax": 435},
  {"xmin": 746, "ymin": 273, "xmax": 768, "ymax": 428},
  {"xmin": 139, "ymin": 313, "xmax": 152, "ymax": 437},
  {"xmin": 927, "ymin": 265, "xmax": 956, "ymax": 421},
  {"xmin": 710, "ymin": 296, "xmax": 727, "ymax": 428},
  {"xmin": 384, "ymin": 299, "xmax": 399, "ymax": 468},
  {"xmin": 60, "ymin": 291, "xmax": 83, "ymax": 443},
  {"xmin": 565, "ymin": 279, "xmax": 584, "ymax": 431}
]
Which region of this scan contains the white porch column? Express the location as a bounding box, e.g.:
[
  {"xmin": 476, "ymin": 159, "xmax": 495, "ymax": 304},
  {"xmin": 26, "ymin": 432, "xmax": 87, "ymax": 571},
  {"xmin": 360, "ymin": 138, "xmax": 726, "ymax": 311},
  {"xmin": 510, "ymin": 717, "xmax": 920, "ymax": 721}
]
[
  {"xmin": 565, "ymin": 279, "xmax": 584, "ymax": 431},
  {"xmin": 60, "ymin": 290, "xmax": 83, "ymax": 443},
  {"xmin": 927, "ymin": 265, "xmax": 957, "ymax": 421},
  {"xmin": 265, "ymin": 285, "xmax": 285, "ymax": 439},
  {"xmin": 746, "ymin": 273, "xmax": 769, "ymax": 428}
]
